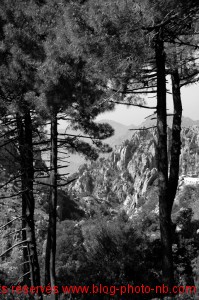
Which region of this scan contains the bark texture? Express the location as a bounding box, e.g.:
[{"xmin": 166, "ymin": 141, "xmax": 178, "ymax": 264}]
[
  {"xmin": 168, "ymin": 69, "xmax": 182, "ymax": 215},
  {"xmin": 17, "ymin": 111, "xmax": 42, "ymax": 299},
  {"xmin": 45, "ymin": 109, "xmax": 58, "ymax": 300},
  {"xmin": 155, "ymin": 29, "xmax": 174, "ymax": 291}
]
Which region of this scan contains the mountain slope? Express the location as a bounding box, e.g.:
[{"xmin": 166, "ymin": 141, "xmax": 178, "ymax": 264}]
[
  {"xmin": 140, "ymin": 115, "xmax": 199, "ymax": 128},
  {"xmin": 54, "ymin": 120, "xmax": 137, "ymax": 174},
  {"xmin": 97, "ymin": 119, "xmax": 137, "ymax": 147},
  {"xmin": 44, "ymin": 116, "xmax": 199, "ymax": 175}
]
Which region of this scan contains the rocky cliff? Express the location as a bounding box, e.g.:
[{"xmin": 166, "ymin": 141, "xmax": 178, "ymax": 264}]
[{"xmin": 67, "ymin": 126, "xmax": 199, "ymax": 218}]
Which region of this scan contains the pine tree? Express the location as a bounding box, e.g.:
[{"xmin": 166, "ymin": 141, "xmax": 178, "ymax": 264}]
[
  {"xmin": 64, "ymin": 0, "xmax": 199, "ymax": 293},
  {"xmin": 0, "ymin": 1, "xmax": 46, "ymax": 296},
  {"xmin": 36, "ymin": 1, "xmax": 115, "ymax": 292}
]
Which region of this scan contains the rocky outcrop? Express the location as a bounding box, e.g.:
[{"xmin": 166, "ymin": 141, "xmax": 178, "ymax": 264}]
[
  {"xmin": 67, "ymin": 126, "xmax": 199, "ymax": 218},
  {"xmin": 180, "ymin": 126, "xmax": 199, "ymax": 175}
]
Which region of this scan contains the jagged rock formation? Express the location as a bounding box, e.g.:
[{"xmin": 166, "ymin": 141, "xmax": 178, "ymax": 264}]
[
  {"xmin": 67, "ymin": 126, "xmax": 199, "ymax": 217},
  {"xmin": 180, "ymin": 126, "xmax": 199, "ymax": 175}
]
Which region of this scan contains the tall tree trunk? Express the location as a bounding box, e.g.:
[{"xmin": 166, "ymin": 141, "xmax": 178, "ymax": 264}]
[
  {"xmin": 17, "ymin": 113, "xmax": 31, "ymax": 287},
  {"xmin": 168, "ymin": 69, "xmax": 182, "ymax": 215},
  {"xmin": 24, "ymin": 111, "xmax": 42, "ymax": 293},
  {"xmin": 45, "ymin": 121, "xmax": 52, "ymax": 286},
  {"xmin": 169, "ymin": 69, "xmax": 194, "ymax": 287},
  {"xmin": 45, "ymin": 193, "xmax": 51, "ymax": 285},
  {"xmin": 45, "ymin": 108, "xmax": 58, "ymax": 299},
  {"xmin": 17, "ymin": 111, "xmax": 42, "ymax": 299},
  {"xmin": 155, "ymin": 29, "xmax": 174, "ymax": 291}
]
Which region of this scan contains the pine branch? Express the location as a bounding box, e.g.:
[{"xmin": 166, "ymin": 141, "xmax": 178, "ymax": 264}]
[
  {"xmin": 56, "ymin": 165, "xmax": 69, "ymax": 170},
  {"xmin": 33, "ymin": 181, "xmax": 52, "ymax": 187},
  {"xmin": 0, "ymin": 119, "xmax": 17, "ymax": 127},
  {"xmin": 0, "ymin": 128, "xmax": 17, "ymax": 139},
  {"xmin": 0, "ymin": 137, "xmax": 17, "ymax": 148},
  {"xmin": 109, "ymin": 100, "xmax": 157, "ymax": 109},
  {"xmin": 180, "ymin": 77, "xmax": 199, "ymax": 87},
  {"xmin": 58, "ymin": 173, "xmax": 70, "ymax": 176},
  {"xmin": 172, "ymin": 35, "xmax": 199, "ymax": 49},
  {"xmin": 112, "ymin": 89, "xmax": 157, "ymax": 94},
  {"xmin": 15, "ymin": 271, "xmax": 31, "ymax": 285},
  {"xmin": 57, "ymin": 177, "xmax": 77, "ymax": 187},
  {"xmin": 129, "ymin": 126, "xmax": 157, "ymax": 131},
  {"xmin": 4, "ymin": 146, "xmax": 20, "ymax": 162},
  {"xmin": 0, "ymin": 190, "xmax": 28, "ymax": 200},
  {"xmin": 57, "ymin": 158, "xmax": 70, "ymax": 163},
  {"xmin": 0, "ymin": 173, "xmax": 22, "ymax": 190},
  {"xmin": 34, "ymin": 177, "xmax": 77, "ymax": 187},
  {"xmin": 145, "ymin": 111, "xmax": 157, "ymax": 119},
  {"xmin": 58, "ymin": 133, "xmax": 95, "ymax": 139},
  {"xmin": 58, "ymin": 151, "xmax": 69, "ymax": 155},
  {"xmin": 0, "ymin": 240, "xmax": 28, "ymax": 258},
  {"xmin": 179, "ymin": 72, "xmax": 199, "ymax": 86},
  {"xmin": 3, "ymin": 228, "xmax": 25, "ymax": 238},
  {"xmin": 34, "ymin": 165, "xmax": 68, "ymax": 174},
  {"xmin": 142, "ymin": 12, "xmax": 178, "ymax": 32},
  {"xmin": 0, "ymin": 216, "xmax": 22, "ymax": 231},
  {"xmin": 119, "ymin": 85, "xmax": 158, "ymax": 92}
]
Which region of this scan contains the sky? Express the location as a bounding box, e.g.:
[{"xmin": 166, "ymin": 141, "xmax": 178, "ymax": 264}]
[{"xmin": 96, "ymin": 83, "xmax": 199, "ymax": 126}]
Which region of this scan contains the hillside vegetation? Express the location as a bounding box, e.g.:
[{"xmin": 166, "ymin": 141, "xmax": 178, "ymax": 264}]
[{"xmin": 1, "ymin": 125, "xmax": 199, "ymax": 297}]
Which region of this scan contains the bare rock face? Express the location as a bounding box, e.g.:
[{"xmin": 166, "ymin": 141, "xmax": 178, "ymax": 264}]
[
  {"xmin": 67, "ymin": 126, "xmax": 199, "ymax": 218},
  {"xmin": 107, "ymin": 129, "xmax": 158, "ymax": 216},
  {"xmin": 116, "ymin": 142, "xmax": 133, "ymax": 170},
  {"xmin": 67, "ymin": 129, "xmax": 159, "ymax": 217},
  {"xmin": 180, "ymin": 127, "xmax": 199, "ymax": 176},
  {"xmin": 72, "ymin": 167, "xmax": 94, "ymax": 195}
]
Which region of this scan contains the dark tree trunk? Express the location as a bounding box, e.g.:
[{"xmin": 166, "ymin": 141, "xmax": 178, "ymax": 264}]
[
  {"xmin": 24, "ymin": 111, "xmax": 42, "ymax": 293},
  {"xmin": 45, "ymin": 122, "xmax": 52, "ymax": 286},
  {"xmin": 17, "ymin": 113, "xmax": 31, "ymax": 287},
  {"xmin": 45, "ymin": 109, "xmax": 58, "ymax": 299},
  {"xmin": 17, "ymin": 111, "xmax": 42, "ymax": 299},
  {"xmin": 50, "ymin": 109, "xmax": 57, "ymax": 288},
  {"xmin": 168, "ymin": 69, "xmax": 182, "ymax": 215},
  {"xmin": 45, "ymin": 192, "xmax": 51, "ymax": 285},
  {"xmin": 155, "ymin": 29, "xmax": 174, "ymax": 291}
]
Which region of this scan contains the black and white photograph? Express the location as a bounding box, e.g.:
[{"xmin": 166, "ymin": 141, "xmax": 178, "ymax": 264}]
[{"xmin": 0, "ymin": 1, "xmax": 199, "ymax": 299}]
